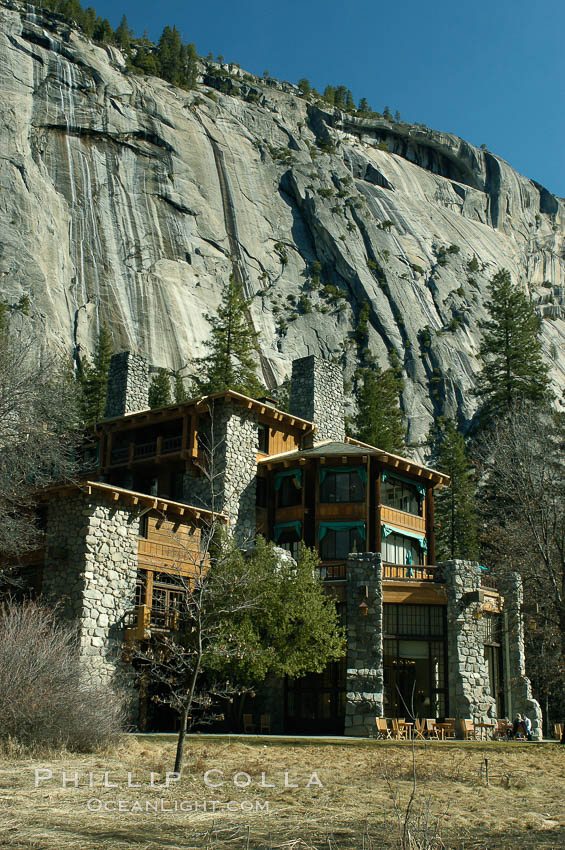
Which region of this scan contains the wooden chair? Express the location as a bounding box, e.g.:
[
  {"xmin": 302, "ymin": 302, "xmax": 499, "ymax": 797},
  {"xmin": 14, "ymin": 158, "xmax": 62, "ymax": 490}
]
[
  {"xmin": 554, "ymin": 723, "xmax": 563, "ymax": 741},
  {"xmin": 391, "ymin": 718, "xmax": 407, "ymax": 740},
  {"xmin": 443, "ymin": 718, "xmax": 457, "ymax": 739},
  {"xmin": 461, "ymin": 719, "xmax": 476, "ymax": 740},
  {"xmin": 413, "ymin": 718, "xmax": 426, "ymax": 740},
  {"xmin": 425, "ymin": 718, "xmax": 440, "ymax": 740},
  {"xmin": 375, "ymin": 717, "xmax": 392, "ymax": 739},
  {"xmin": 260, "ymin": 713, "xmax": 271, "ymax": 734},
  {"xmin": 243, "ymin": 713, "xmax": 256, "ymax": 734}
]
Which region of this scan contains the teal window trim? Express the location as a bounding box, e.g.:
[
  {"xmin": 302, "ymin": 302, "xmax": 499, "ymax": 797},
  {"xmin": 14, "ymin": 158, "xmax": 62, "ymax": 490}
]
[
  {"xmin": 274, "ymin": 468, "xmax": 302, "ymax": 490},
  {"xmin": 381, "ymin": 471, "xmax": 426, "ymax": 499},
  {"xmin": 318, "ymin": 521, "xmax": 366, "ymax": 542},
  {"xmin": 273, "ymin": 521, "xmax": 302, "ymax": 542},
  {"xmin": 319, "ymin": 465, "xmax": 367, "ymax": 485},
  {"xmin": 381, "ymin": 524, "xmax": 427, "ymax": 553}
]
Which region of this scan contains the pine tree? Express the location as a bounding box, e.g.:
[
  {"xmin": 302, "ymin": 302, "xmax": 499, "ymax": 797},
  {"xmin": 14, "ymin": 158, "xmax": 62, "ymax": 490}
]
[
  {"xmin": 358, "ymin": 98, "xmax": 370, "ymax": 114},
  {"xmin": 353, "ymin": 363, "xmax": 406, "ymax": 454},
  {"xmin": 115, "ymin": 14, "xmax": 131, "ymax": 51},
  {"xmin": 193, "ymin": 274, "xmax": 265, "ymax": 398},
  {"xmin": 383, "ymin": 105, "xmax": 393, "ymax": 121},
  {"xmin": 322, "ymin": 85, "xmax": 335, "ymax": 105},
  {"xmin": 181, "ymin": 42, "xmax": 198, "ymax": 90},
  {"xmin": 148, "ymin": 368, "xmax": 172, "ymax": 408},
  {"xmin": 297, "ymin": 78, "xmax": 311, "ymax": 97},
  {"xmin": 474, "ymin": 268, "xmax": 551, "ymax": 421},
  {"xmin": 174, "ymin": 372, "xmax": 188, "ymax": 403},
  {"xmin": 158, "ymin": 25, "xmax": 183, "ymax": 86},
  {"xmin": 77, "ymin": 326, "xmax": 114, "ymax": 424},
  {"xmin": 429, "ymin": 419, "xmax": 478, "ymax": 560}
]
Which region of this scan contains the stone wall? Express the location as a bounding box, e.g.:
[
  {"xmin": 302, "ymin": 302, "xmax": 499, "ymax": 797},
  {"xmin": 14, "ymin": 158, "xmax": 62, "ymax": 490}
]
[
  {"xmin": 289, "ymin": 355, "xmax": 345, "ymax": 444},
  {"xmin": 437, "ymin": 560, "xmax": 497, "ymax": 725},
  {"xmin": 345, "ymin": 553, "xmax": 383, "ymax": 736},
  {"xmin": 43, "ymin": 492, "xmax": 140, "ymax": 690},
  {"xmin": 496, "ymin": 572, "xmax": 543, "ymax": 739},
  {"xmin": 183, "ymin": 403, "xmax": 258, "ymax": 542},
  {"xmin": 105, "ymin": 351, "xmax": 150, "ymax": 418}
]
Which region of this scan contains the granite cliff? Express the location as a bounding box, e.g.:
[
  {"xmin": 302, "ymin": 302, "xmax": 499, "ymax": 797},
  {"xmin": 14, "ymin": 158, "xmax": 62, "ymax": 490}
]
[{"xmin": 1, "ymin": 1, "xmax": 564, "ymax": 445}]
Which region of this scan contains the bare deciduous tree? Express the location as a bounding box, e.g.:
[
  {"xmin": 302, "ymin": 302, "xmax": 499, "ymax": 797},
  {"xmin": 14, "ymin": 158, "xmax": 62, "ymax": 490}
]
[
  {"xmin": 477, "ymin": 402, "xmax": 565, "ymax": 723},
  {"xmin": 0, "ymin": 321, "xmax": 82, "ymax": 564}
]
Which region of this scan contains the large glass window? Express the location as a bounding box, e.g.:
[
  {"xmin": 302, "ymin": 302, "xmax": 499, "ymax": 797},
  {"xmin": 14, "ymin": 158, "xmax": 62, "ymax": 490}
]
[
  {"xmin": 319, "ymin": 524, "xmax": 365, "ymax": 560},
  {"xmin": 319, "ymin": 468, "xmax": 365, "ymax": 503},
  {"xmin": 382, "ymin": 531, "xmax": 423, "ymax": 565},
  {"xmin": 276, "ymin": 471, "xmax": 302, "ymax": 507},
  {"xmin": 276, "ymin": 526, "xmax": 302, "ymax": 560},
  {"xmin": 383, "ymin": 604, "xmax": 447, "ymax": 717},
  {"xmin": 382, "ymin": 476, "xmax": 422, "ymax": 516}
]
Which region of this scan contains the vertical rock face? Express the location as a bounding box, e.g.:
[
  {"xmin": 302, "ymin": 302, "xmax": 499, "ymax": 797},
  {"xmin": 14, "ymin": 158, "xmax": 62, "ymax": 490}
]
[{"xmin": 1, "ymin": 1, "xmax": 565, "ymax": 445}]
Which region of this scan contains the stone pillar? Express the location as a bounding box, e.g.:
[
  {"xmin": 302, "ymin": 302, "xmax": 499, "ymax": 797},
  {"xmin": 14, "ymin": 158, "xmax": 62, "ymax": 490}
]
[
  {"xmin": 437, "ymin": 559, "xmax": 497, "ymax": 726},
  {"xmin": 345, "ymin": 553, "xmax": 383, "ymax": 736},
  {"xmin": 183, "ymin": 401, "xmax": 258, "ymax": 542},
  {"xmin": 289, "ymin": 355, "xmax": 345, "ymax": 443},
  {"xmin": 496, "ymin": 572, "xmax": 543, "ymax": 739},
  {"xmin": 105, "ymin": 351, "xmax": 150, "ymax": 418},
  {"xmin": 42, "ymin": 492, "xmax": 139, "ymax": 690}
]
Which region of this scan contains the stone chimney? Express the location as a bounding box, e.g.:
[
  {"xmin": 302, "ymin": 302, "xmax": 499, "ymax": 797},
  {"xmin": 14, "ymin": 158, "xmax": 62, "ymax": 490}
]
[
  {"xmin": 104, "ymin": 351, "xmax": 150, "ymax": 418},
  {"xmin": 289, "ymin": 355, "xmax": 345, "ymax": 442}
]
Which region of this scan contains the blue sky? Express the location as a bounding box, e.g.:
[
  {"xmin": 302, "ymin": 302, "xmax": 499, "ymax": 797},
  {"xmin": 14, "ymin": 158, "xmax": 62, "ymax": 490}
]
[{"xmin": 92, "ymin": 0, "xmax": 565, "ymax": 197}]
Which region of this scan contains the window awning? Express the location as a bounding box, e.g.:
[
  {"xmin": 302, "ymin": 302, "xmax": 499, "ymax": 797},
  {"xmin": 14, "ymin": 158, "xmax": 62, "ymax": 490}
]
[
  {"xmin": 274, "ymin": 468, "xmax": 302, "ymax": 490},
  {"xmin": 318, "ymin": 521, "xmax": 366, "ymax": 541},
  {"xmin": 273, "ymin": 521, "xmax": 302, "ymax": 541},
  {"xmin": 319, "ymin": 465, "xmax": 367, "ymax": 484},
  {"xmin": 381, "ymin": 524, "xmax": 427, "ymax": 552},
  {"xmin": 381, "ymin": 471, "xmax": 426, "ymax": 498}
]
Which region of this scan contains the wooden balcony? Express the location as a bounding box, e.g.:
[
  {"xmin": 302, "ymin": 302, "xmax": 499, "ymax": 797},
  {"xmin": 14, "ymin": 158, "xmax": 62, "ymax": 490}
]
[
  {"xmin": 379, "ymin": 505, "xmax": 426, "ymax": 534},
  {"xmin": 123, "ymin": 603, "xmax": 180, "ymax": 641},
  {"xmin": 383, "ymin": 562, "xmax": 436, "ymax": 582},
  {"xmin": 318, "ymin": 562, "xmax": 346, "ymax": 581}
]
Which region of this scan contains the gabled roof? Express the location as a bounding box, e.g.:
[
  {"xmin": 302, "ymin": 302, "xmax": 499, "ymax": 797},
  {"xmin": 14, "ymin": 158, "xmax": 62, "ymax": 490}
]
[
  {"xmin": 42, "ymin": 481, "xmax": 228, "ymax": 522},
  {"xmin": 95, "ymin": 390, "xmax": 315, "ymax": 433},
  {"xmin": 258, "ymin": 439, "xmax": 449, "ymax": 486}
]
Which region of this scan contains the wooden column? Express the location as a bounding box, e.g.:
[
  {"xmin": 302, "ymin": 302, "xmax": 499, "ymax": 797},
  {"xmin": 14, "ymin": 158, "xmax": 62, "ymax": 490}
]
[
  {"xmin": 425, "ymin": 486, "xmax": 436, "ymax": 565},
  {"xmin": 375, "ymin": 468, "xmax": 382, "ymax": 554}
]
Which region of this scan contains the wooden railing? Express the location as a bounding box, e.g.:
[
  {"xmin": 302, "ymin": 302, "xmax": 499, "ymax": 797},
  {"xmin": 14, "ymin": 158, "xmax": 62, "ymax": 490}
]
[
  {"xmin": 480, "ymin": 573, "xmax": 498, "ymax": 590},
  {"xmin": 383, "ymin": 562, "xmax": 436, "ymax": 581},
  {"xmin": 318, "ymin": 562, "xmax": 346, "ymax": 580},
  {"xmin": 137, "ymin": 538, "xmax": 202, "ymax": 572},
  {"xmin": 379, "ymin": 505, "xmax": 426, "ymax": 533},
  {"xmin": 124, "ymin": 603, "xmax": 179, "ymax": 639}
]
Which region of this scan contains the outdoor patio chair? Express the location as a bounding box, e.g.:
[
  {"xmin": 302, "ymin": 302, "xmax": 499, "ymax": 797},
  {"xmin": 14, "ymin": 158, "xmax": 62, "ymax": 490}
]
[
  {"xmin": 461, "ymin": 719, "xmax": 476, "ymax": 740},
  {"xmin": 260, "ymin": 713, "xmax": 271, "ymax": 734},
  {"xmin": 391, "ymin": 718, "xmax": 407, "ymax": 740},
  {"xmin": 425, "ymin": 718, "xmax": 440, "ymax": 740},
  {"xmin": 413, "ymin": 718, "xmax": 426, "ymax": 740},
  {"xmin": 554, "ymin": 723, "xmax": 563, "ymax": 740},
  {"xmin": 443, "ymin": 718, "xmax": 457, "ymax": 739},
  {"xmin": 375, "ymin": 717, "xmax": 392, "ymax": 739}
]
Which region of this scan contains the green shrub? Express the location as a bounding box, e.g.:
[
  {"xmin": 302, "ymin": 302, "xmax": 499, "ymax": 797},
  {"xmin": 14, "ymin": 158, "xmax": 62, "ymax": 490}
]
[{"xmin": 467, "ymin": 256, "xmax": 480, "ymax": 273}]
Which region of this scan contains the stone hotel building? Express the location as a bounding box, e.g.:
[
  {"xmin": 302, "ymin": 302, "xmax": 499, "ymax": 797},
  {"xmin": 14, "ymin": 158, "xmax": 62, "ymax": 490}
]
[{"xmin": 25, "ymin": 352, "xmax": 541, "ymax": 737}]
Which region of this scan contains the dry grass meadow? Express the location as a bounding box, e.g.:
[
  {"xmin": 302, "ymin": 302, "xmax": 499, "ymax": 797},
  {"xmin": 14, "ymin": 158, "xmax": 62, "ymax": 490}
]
[{"xmin": 0, "ymin": 735, "xmax": 563, "ymax": 849}]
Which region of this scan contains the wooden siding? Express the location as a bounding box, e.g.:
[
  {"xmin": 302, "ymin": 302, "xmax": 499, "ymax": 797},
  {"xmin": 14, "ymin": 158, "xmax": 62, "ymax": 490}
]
[
  {"xmin": 137, "ymin": 515, "xmax": 205, "ymax": 576},
  {"xmin": 318, "ymin": 503, "xmax": 366, "ymax": 521},
  {"xmin": 380, "ymin": 505, "xmax": 426, "ymax": 533},
  {"xmin": 267, "ymin": 427, "xmax": 301, "ymax": 457},
  {"xmin": 383, "ymin": 582, "xmax": 447, "ymax": 605}
]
